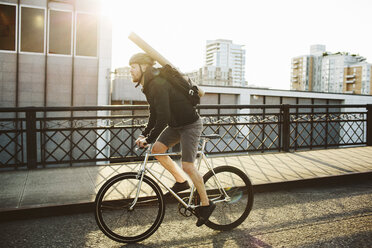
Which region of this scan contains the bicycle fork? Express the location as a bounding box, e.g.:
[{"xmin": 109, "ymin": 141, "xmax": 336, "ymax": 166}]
[{"xmin": 129, "ymin": 147, "xmax": 151, "ymax": 210}]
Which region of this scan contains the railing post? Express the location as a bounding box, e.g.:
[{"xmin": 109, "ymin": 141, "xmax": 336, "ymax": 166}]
[
  {"xmin": 282, "ymin": 104, "xmax": 290, "ymax": 152},
  {"xmin": 367, "ymin": 104, "xmax": 372, "ymax": 146},
  {"xmin": 26, "ymin": 108, "xmax": 37, "ymax": 169}
]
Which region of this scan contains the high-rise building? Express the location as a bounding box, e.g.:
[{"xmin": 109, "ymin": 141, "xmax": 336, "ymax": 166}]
[
  {"xmin": 205, "ymin": 39, "xmax": 245, "ymax": 87},
  {"xmin": 291, "ymin": 45, "xmax": 372, "ymax": 95}
]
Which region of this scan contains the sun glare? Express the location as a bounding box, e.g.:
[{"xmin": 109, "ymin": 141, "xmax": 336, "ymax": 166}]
[{"xmin": 100, "ymin": 0, "xmax": 118, "ymax": 20}]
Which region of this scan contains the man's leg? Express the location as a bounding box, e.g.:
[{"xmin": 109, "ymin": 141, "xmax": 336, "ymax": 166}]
[
  {"xmin": 178, "ymin": 118, "xmax": 209, "ymax": 205},
  {"xmin": 183, "ymin": 160, "xmax": 215, "ymax": 227},
  {"xmin": 182, "ymin": 161, "xmax": 209, "ymax": 206},
  {"xmin": 153, "ymin": 141, "xmax": 209, "ymax": 205},
  {"xmin": 152, "ymin": 141, "xmax": 186, "ymax": 183}
]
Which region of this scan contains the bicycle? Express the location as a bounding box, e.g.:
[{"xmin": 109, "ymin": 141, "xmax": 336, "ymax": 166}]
[{"xmin": 94, "ymin": 134, "xmax": 254, "ymax": 243}]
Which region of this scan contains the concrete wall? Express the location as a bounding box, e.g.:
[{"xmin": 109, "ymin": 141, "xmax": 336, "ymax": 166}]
[
  {"xmin": 47, "ymin": 56, "xmax": 73, "ymax": 107},
  {"xmin": 73, "ymin": 58, "xmax": 99, "ymax": 106},
  {"xmin": 0, "ymin": 53, "xmax": 17, "ymax": 108},
  {"xmin": 18, "ymin": 55, "xmax": 45, "ymax": 107}
]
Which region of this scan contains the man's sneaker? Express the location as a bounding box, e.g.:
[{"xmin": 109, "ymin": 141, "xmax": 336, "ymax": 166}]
[
  {"xmin": 164, "ymin": 181, "xmax": 190, "ymax": 198},
  {"xmin": 195, "ymin": 201, "xmax": 216, "ymax": 227}
]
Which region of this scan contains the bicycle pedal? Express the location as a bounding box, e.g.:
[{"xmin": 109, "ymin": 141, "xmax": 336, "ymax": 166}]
[
  {"xmin": 178, "ymin": 197, "xmax": 195, "ymax": 217},
  {"xmin": 178, "ymin": 206, "xmax": 193, "ymax": 217}
]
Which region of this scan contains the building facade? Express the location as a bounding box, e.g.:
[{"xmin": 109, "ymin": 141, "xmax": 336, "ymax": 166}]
[
  {"xmin": 186, "ymin": 66, "xmax": 233, "ymax": 86},
  {"xmin": 205, "ymin": 39, "xmax": 245, "ymax": 87},
  {"xmin": 343, "ymin": 63, "xmax": 372, "ymax": 95},
  {"xmin": 0, "ymin": 0, "xmax": 112, "ymax": 108},
  {"xmin": 291, "ymin": 55, "xmax": 314, "ymax": 91},
  {"xmin": 290, "ymin": 45, "xmax": 371, "ymax": 95}
]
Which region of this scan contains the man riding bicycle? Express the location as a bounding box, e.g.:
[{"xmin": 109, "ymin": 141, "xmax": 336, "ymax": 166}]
[{"xmin": 129, "ymin": 53, "xmax": 215, "ymax": 226}]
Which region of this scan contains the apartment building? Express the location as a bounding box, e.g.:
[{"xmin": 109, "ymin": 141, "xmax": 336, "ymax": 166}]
[
  {"xmin": 205, "ymin": 39, "xmax": 245, "ymax": 87},
  {"xmin": 0, "ymin": 0, "xmax": 112, "ymax": 108},
  {"xmin": 291, "ymin": 55, "xmax": 314, "ymax": 91},
  {"xmin": 290, "ymin": 45, "xmax": 371, "ymax": 95},
  {"xmin": 344, "ymin": 63, "xmax": 372, "ymax": 94}
]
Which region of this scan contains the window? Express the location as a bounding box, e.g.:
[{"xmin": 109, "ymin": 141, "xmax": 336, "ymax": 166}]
[
  {"xmin": 20, "ymin": 6, "xmax": 45, "ymax": 53},
  {"xmin": 49, "ymin": 10, "xmax": 72, "ymax": 55},
  {"xmin": 76, "ymin": 13, "xmax": 97, "ymax": 57},
  {"xmin": 0, "ymin": 4, "xmax": 16, "ymax": 51}
]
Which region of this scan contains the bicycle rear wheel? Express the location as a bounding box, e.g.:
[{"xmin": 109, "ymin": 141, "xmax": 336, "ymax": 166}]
[
  {"xmin": 95, "ymin": 172, "xmax": 165, "ymax": 243},
  {"xmin": 202, "ymin": 166, "xmax": 253, "ymax": 231}
]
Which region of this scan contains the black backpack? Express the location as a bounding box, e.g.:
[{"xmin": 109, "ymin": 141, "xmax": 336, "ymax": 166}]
[{"xmin": 159, "ymin": 65, "xmax": 200, "ymax": 106}]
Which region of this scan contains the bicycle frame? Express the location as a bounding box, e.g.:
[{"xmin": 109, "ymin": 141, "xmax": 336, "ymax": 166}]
[{"xmin": 130, "ymin": 138, "xmax": 230, "ymax": 211}]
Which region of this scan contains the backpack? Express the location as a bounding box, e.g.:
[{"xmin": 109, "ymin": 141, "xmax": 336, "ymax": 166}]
[{"xmin": 159, "ymin": 65, "xmax": 201, "ymax": 106}]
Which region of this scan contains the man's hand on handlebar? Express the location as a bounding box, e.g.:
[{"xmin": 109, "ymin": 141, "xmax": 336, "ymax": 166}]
[{"xmin": 135, "ymin": 135, "xmax": 149, "ymax": 149}]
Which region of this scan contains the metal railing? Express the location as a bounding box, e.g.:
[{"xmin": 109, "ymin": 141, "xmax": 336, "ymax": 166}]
[{"xmin": 1, "ymin": 104, "xmax": 371, "ymax": 170}]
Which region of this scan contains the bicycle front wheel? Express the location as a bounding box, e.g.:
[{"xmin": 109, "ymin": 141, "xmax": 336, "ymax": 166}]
[
  {"xmin": 202, "ymin": 166, "xmax": 253, "ymax": 231},
  {"xmin": 95, "ymin": 172, "xmax": 165, "ymax": 243}
]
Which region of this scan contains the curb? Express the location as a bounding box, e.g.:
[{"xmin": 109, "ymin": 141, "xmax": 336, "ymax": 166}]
[
  {"xmin": 1, "ymin": 172, "xmax": 371, "ymax": 222},
  {"xmin": 252, "ymin": 171, "xmax": 372, "ymax": 193}
]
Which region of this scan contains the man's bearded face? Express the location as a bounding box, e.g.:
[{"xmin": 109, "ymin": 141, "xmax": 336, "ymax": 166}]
[{"xmin": 130, "ymin": 64, "xmax": 142, "ymax": 83}]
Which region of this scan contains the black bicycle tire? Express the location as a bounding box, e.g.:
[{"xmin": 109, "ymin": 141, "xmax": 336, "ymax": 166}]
[
  {"xmin": 202, "ymin": 166, "xmax": 253, "ymax": 231},
  {"xmin": 94, "ymin": 172, "xmax": 165, "ymax": 243}
]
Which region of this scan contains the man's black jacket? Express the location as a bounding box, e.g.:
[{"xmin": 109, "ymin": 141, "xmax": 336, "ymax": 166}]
[{"xmin": 141, "ymin": 67, "xmax": 200, "ymax": 143}]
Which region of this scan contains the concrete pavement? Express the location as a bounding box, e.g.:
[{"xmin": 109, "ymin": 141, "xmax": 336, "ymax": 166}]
[
  {"xmin": 0, "ymin": 146, "xmax": 371, "ymax": 220},
  {"xmin": 1, "ymin": 180, "xmax": 371, "ymax": 247}
]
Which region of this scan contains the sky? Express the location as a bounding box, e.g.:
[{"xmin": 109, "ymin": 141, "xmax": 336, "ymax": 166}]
[{"xmin": 102, "ymin": 0, "xmax": 372, "ymax": 90}]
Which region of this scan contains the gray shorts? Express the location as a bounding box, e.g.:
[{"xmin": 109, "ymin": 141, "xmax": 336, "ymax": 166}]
[{"xmin": 157, "ymin": 118, "xmax": 203, "ymax": 163}]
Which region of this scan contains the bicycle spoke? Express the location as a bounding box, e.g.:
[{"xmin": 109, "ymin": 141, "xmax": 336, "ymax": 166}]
[
  {"xmin": 95, "ymin": 173, "xmax": 165, "ymax": 243},
  {"xmin": 201, "ymin": 166, "xmax": 253, "ymax": 231}
]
